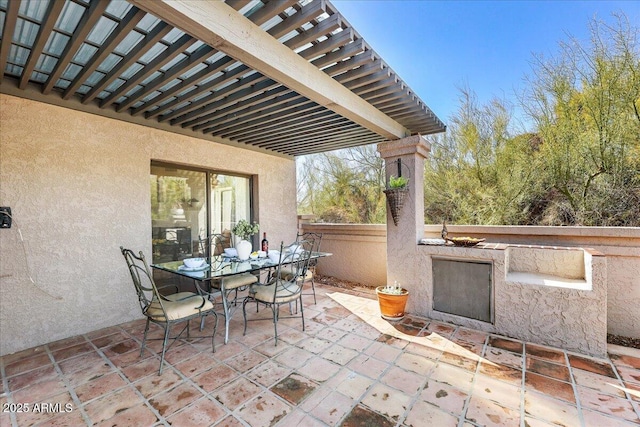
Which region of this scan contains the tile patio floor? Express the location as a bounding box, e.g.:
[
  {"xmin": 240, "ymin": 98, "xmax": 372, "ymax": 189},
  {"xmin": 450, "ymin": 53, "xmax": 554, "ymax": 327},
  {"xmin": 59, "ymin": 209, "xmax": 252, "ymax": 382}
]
[{"xmin": 1, "ymin": 283, "xmax": 639, "ymax": 427}]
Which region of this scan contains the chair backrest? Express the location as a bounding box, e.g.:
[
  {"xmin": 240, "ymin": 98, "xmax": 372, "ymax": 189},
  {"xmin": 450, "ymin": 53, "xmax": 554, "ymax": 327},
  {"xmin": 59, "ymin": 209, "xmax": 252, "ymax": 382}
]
[
  {"xmin": 271, "ymin": 238, "xmax": 315, "ymax": 299},
  {"xmin": 297, "ymin": 231, "xmax": 322, "ymax": 267},
  {"xmin": 120, "ymin": 247, "xmax": 167, "ymax": 318},
  {"xmin": 198, "ymin": 231, "xmax": 232, "ymax": 257}
]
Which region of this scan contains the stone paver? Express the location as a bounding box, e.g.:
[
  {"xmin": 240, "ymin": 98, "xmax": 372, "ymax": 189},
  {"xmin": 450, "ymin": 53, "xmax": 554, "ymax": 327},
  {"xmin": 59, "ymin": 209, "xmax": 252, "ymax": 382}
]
[{"xmin": 1, "ymin": 283, "xmax": 639, "ymax": 426}]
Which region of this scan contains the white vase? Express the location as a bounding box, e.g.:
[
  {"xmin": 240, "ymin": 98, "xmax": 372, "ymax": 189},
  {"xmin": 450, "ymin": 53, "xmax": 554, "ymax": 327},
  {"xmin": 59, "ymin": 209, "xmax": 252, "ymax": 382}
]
[{"xmin": 236, "ymin": 239, "xmax": 252, "ymax": 261}]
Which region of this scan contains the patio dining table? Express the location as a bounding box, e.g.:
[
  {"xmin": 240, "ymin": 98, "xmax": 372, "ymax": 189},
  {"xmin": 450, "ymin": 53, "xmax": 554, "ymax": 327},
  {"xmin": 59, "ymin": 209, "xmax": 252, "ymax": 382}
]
[{"xmin": 151, "ymin": 251, "xmax": 331, "ymax": 343}]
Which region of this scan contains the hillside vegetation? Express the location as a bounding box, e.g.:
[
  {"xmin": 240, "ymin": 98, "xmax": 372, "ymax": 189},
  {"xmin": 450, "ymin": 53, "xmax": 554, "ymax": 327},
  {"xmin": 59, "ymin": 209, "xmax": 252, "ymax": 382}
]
[{"xmin": 297, "ymin": 14, "xmax": 640, "ymax": 226}]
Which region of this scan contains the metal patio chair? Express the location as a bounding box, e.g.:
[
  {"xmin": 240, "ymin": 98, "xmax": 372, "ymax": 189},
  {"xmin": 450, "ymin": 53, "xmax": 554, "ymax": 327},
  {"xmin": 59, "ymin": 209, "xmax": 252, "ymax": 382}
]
[
  {"xmin": 242, "ymin": 238, "xmax": 314, "ymax": 345},
  {"xmin": 121, "ymin": 247, "xmax": 217, "ymax": 375}
]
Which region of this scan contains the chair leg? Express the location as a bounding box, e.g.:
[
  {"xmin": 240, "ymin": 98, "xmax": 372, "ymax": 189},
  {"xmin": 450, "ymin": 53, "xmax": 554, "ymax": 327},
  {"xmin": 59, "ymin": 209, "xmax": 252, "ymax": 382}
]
[
  {"xmin": 300, "ymin": 295, "xmax": 305, "ymax": 332},
  {"xmin": 141, "ymin": 318, "xmax": 151, "ymax": 357},
  {"xmin": 242, "ymin": 297, "xmax": 250, "ymax": 336},
  {"xmin": 211, "ymin": 312, "xmax": 218, "ymax": 353},
  {"xmin": 271, "ymin": 304, "xmax": 279, "ymax": 346},
  {"xmin": 222, "ymin": 289, "xmax": 231, "ymax": 344},
  {"xmin": 158, "ymin": 325, "xmax": 171, "ymax": 375},
  {"xmin": 310, "ymin": 277, "xmax": 317, "ymax": 304}
]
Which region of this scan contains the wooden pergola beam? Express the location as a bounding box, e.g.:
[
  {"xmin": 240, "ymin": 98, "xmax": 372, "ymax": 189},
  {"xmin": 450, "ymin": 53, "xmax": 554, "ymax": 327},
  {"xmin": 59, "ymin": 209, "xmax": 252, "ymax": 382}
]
[{"xmin": 129, "ymin": 0, "xmax": 408, "ymax": 140}]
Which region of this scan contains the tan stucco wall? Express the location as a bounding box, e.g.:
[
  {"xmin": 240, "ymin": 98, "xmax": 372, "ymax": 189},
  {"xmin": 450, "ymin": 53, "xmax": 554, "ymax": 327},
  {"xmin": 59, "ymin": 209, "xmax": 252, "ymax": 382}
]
[
  {"xmin": 0, "ymin": 95, "xmax": 297, "ymax": 356},
  {"xmin": 301, "ymin": 223, "xmax": 639, "ymax": 340}
]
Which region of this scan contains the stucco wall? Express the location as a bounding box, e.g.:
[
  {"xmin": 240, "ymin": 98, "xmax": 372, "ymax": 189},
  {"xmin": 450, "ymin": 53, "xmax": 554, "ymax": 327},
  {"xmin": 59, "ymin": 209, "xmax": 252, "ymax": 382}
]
[
  {"xmin": 301, "ymin": 222, "xmax": 639, "ymax": 339},
  {"xmin": 0, "ymin": 95, "xmax": 297, "ymax": 356}
]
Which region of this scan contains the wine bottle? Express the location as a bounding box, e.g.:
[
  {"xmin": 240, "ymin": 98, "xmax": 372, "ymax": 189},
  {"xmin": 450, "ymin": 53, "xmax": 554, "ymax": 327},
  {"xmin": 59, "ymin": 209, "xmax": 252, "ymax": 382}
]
[{"xmin": 261, "ymin": 232, "xmax": 269, "ymax": 252}]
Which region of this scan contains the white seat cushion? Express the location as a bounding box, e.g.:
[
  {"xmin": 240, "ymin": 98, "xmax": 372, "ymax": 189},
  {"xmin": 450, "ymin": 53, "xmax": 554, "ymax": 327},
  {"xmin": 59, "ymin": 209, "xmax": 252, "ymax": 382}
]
[
  {"xmin": 251, "ymin": 280, "xmax": 301, "ymax": 304},
  {"xmin": 222, "ymin": 273, "xmax": 258, "ymax": 290},
  {"xmin": 147, "ymin": 293, "xmax": 214, "ymax": 321},
  {"xmin": 278, "ymin": 268, "xmax": 313, "ymax": 282}
]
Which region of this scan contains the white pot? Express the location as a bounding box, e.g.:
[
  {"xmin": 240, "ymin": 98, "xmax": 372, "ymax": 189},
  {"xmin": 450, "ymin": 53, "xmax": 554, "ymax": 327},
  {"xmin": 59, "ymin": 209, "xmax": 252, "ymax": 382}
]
[{"xmin": 236, "ymin": 239, "xmax": 252, "ymax": 261}]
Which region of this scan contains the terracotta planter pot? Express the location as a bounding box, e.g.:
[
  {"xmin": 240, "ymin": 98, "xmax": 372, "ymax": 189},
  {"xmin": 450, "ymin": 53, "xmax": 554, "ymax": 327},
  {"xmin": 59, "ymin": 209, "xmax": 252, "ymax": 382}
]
[{"xmin": 375, "ymin": 286, "xmax": 409, "ymax": 321}]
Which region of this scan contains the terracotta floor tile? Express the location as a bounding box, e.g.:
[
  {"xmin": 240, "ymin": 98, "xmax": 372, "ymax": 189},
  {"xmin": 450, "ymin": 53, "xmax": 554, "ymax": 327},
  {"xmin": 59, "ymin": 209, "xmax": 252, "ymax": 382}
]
[
  {"xmin": 404, "ymin": 400, "xmax": 459, "ymax": 427},
  {"xmin": 212, "ymin": 377, "xmax": 262, "ymax": 410},
  {"xmin": 253, "ymin": 339, "xmax": 291, "ymax": 358},
  {"xmin": 572, "ymin": 367, "xmax": 626, "ymax": 397},
  {"xmin": 581, "ymin": 407, "xmax": 640, "ymax": 427},
  {"xmin": 473, "ymin": 373, "xmax": 521, "ymax": 410},
  {"xmin": 225, "ymin": 349, "xmax": 268, "ymax": 373},
  {"xmin": 162, "ymin": 342, "xmax": 201, "ymax": 365},
  {"xmin": 84, "ymin": 386, "xmax": 143, "ymax": 425},
  {"xmin": 394, "ymin": 352, "xmax": 436, "ymax": 376},
  {"xmin": 404, "ymin": 341, "xmax": 443, "ymax": 361},
  {"xmin": 273, "ymin": 347, "xmax": 315, "ymax": 369},
  {"xmin": 90, "ymin": 332, "xmax": 130, "ymax": 349},
  {"xmin": 94, "ymin": 404, "xmax": 158, "ymax": 427},
  {"xmin": 430, "ymin": 363, "xmax": 475, "ymax": 392},
  {"xmin": 420, "ymin": 379, "xmax": 468, "ymax": 416},
  {"xmin": 364, "ymin": 341, "xmax": 403, "ymax": 363},
  {"xmin": 296, "ymin": 337, "xmax": 333, "ymax": 354},
  {"xmin": 380, "ymin": 365, "xmax": 425, "ymax": 395},
  {"xmin": 277, "ymin": 328, "xmax": 307, "ymax": 345},
  {"xmin": 4, "ymin": 352, "xmax": 52, "ymax": 377},
  {"xmin": 341, "ymin": 404, "xmax": 395, "ymax": 427},
  {"xmin": 487, "ymin": 336, "xmax": 523, "ymax": 354},
  {"xmin": 237, "ymin": 392, "xmax": 292, "ymax": 427},
  {"xmin": 524, "ymin": 390, "xmax": 580, "ymax": 427},
  {"xmin": 148, "ymin": 382, "xmax": 202, "ymax": 417},
  {"xmin": 214, "ymin": 414, "xmax": 246, "ymax": 426},
  {"xmin": 271, "ymin": 373, "xmax": 318, "ymax": 405},
  {"xmin": 391, "ymin": 322, "xmax": 422, "ymax": 337},
  {"xmin": 193, "ymin": 362, "xmax": 238, "ymax": 392},
  {"xmin": 347, "ymin": 354, "xmax": 390, "ymax": 380},
  {"xmin": 133, "ymin": 369, "xmax": 182, "ymax": 399},
  {"xmin": 47, "ymin": 335, "xmax": 87, "ymax": 353},
  {"xmin": 309, "ymin": 390, "xmax": 354, "ymax": 425},
  {"xmin": 121, "ymin": 357, "xmax": 162, "ymax": 383},
  {"xmin": 483, "ymin": 346, "xmax": 523, "ymax": 370},
  {"xmin": 454, "ymin": 328, "xmax": 489, "ymax": 344},
  {"xmin": 14, "ymin": 392, "xmax": 74, "ymax": 427},
  {"xmin": 427, "ymin": 321, "xmax": 457, "ymax": 337},
  {"xmin": 246, "ymin": 360, "xmax": 292, "ymax": 388},
  {"xmin": 107, "ymin": 347, "xmax": 154, "ymax": 369},
  {"xmin": 315, "ymin": 326, "xmax": 348, "ymax": 343},
  {"xmin": 353, "ymin": 323, "xmax": 383, "ymax": 341},
  {"xmin": 334, "ymin": 371, "xmax": 375, "ymax": 400},
  {"xmin": 321, "ymin": 344, "xmax": 359, "ymax": 366},
  {"xmin": 64, "ymin": 360, "xmax": 114, "ymax": 388},
  {"xmin": 522, "ymin": 416, "xmax": 559, "ymax": 427},
  {"xmin": 86, "ymin": 326, "xmax": 123, "ymax": 340},
  {"xmin": 617, "ymin": 365, "xmax": 640, "ymax": 385},
  {"xmin": 450, "ymin": 338, "xmax": 485, "ymax": 356},
  {"xmin": 297, "ymin": 356, "xmax": 341, "ymax": 382},
  {"xmin": 478, "ymin": 361, "xmax": 522, "ymax": 386},
  {"xmin": 376, "ymin": 333, "xmax": 408, "ymax": 349},
  {"xmin": 465, "ymin": 395, "xmax": 520, "ymax": 426},
  {"xmin": 568, "ymin": 353, "xmax": 616, "ymax": 378},
  {"xmin": 31, "ymin": 407, "xmax": 87, "ymax": 427},
  {"xmin": 525, "ymin": 343, "xmax": 566, "ymax": 364},
  {"xmin": 209, "ymin": 341, "xmax": 247, "ymax": 361},
  {"xmin": 7, "ymin": 363, "xmax": 58, "ymax": 392},
  {"xmin": 75, "ymin": 371, "xmax": 128, "ymax": 403},
  {"xmin": 526, "ymin": 356, "xmax": 571, "ymax": 381},
  {"xmin": 440, "ymin": 351, "xmax": 479, "ymax": 372},
  {"xmin": 610, "ymin": 353, "xmax": 640, "ymax": 370},
  {"xmin": 577, "ymin": 385, "xmax": 640, "ymax": 423},
  {"xmin": 51, "ymin": 342, "xmax": 95, "ymax": 362},
  {"xmin": 337, "ymin": 333, "xmax": 372, "ymax": 352},
  {"xmin": 164, "ymin": 397, "xmax": 225, "ymax": 427},
  {"xmin": 174, "ymin": 352, "xmax": 217, "ymax": 377},
  {"xmin": 12, "ymin": 378, "xmax": 68, "ymax": 403},
  {"xmin": 362, "ymin": 382, "xmax": 412, "ymax": 422},
  {"xmin": 525, "ymin": 372, "xmax": 575, "ymax": 403}
]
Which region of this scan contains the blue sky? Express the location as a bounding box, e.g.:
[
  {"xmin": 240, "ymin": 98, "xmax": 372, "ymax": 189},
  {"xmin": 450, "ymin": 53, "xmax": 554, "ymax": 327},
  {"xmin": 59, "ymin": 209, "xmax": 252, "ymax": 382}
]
[{"xmin": 332, "ymin": 0, "xmax": 640, "ymax": 131}]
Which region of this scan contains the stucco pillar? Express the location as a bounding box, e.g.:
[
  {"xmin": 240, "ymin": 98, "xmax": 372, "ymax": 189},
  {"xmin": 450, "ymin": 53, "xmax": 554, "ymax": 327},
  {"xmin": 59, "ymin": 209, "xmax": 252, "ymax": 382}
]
[{"xmin": 377, "ymin": 135, "xmax": 430, "ymax": 301}]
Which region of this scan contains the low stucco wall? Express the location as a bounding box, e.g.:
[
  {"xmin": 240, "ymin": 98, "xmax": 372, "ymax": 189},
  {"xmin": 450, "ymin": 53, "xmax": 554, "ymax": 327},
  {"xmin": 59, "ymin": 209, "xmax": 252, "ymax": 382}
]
[
  {"xmin": 0, "ymin": 95, "xmax": 298, "ymax": 356},
  {"xmin": 301, "ymin": 222, "xmax": 639, "ymax": 339}
]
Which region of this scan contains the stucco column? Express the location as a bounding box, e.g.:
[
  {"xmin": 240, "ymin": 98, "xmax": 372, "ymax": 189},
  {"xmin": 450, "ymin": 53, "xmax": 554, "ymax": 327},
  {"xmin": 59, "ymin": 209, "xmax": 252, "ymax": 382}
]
[{"xmin": 377, "ymin": 135, "xmax": 430, "ymax": 298}]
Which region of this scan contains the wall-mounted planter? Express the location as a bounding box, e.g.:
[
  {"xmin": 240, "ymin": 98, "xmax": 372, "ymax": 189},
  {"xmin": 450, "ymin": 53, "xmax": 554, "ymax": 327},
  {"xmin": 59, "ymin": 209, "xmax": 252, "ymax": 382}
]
[{"xmin": 384, "ymin": 187, "xmax": 408, "ymax": 226}]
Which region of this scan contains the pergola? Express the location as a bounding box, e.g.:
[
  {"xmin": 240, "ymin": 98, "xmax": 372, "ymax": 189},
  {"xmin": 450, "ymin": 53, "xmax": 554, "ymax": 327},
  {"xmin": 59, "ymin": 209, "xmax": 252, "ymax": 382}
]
[{"xmin": 0, "ymin": 0, "xmax": 445, "ymax": 157}]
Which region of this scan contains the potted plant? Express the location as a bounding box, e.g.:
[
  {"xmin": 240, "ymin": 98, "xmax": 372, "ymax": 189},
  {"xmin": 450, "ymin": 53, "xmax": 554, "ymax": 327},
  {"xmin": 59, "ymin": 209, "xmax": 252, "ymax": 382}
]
[
  {"xmin": 232, "ymin": 219, "xmax": 260, "ymax": 260},
  {"xmin": 384, "ymin": 175, "xmax": 409, "ymax": 226},
  {"xmin": 376, "ymin": 281, "xmax": 409, "ymax": 321}
]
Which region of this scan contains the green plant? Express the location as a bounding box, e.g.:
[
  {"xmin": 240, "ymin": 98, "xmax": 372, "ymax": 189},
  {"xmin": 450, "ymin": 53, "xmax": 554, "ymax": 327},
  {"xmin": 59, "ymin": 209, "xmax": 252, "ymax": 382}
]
[
  {"xmin": 388, "ymin": 175, "xmax": 409, "ymax": 189},
  {"xmin": 378, "ymin": 281, "xmax": 406, "ymax": 295},
  {"xmin": 232, "ymin": 219, "xmax": 260, "ymax": 240}
]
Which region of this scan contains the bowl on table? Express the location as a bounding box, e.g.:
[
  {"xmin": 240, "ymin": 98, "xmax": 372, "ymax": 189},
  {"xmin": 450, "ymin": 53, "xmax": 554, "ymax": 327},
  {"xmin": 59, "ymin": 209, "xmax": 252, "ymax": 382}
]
[
  {"xmin": 183, "ymin": 257, "xmax": 205, "ymax": 268},
  {"xmin": 268, "ymin": 250, "xmax": 280, "ymax": 263},
  {"xmin": 250, "ymin": 251, "xmax": 259, "ymax": 260},
  {"xmin": 257, "ymin": 250, "xmax": 267, "ymax": 258},
  {"xmin": 223, "ymin": 248, "xmax": 237, "ymax": 257}
]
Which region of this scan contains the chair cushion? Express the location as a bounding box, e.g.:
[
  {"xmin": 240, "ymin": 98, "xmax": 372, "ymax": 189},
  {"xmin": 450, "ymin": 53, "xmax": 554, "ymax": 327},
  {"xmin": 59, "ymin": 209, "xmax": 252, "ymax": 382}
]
[
  {"xmin": 223, "ymin": 273, "xmax": 258, "ymax": 290},
  {"xmin": 147, "ymin": 293, "xmax": 214, "ymax": 321},
  {"xmin": 251, "ymin": 280, "xmax": 301, "ymax": 304},
  {"xmin": 278, "ymin": 268, "xmax": 313, "ymax": 282}
]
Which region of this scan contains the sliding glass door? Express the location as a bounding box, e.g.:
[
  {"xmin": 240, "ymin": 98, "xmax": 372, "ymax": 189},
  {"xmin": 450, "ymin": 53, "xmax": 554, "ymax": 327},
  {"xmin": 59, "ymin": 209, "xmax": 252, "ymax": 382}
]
[{"xmin": 150, "ymin": 162, "xmax": 252, "ymax": 263}]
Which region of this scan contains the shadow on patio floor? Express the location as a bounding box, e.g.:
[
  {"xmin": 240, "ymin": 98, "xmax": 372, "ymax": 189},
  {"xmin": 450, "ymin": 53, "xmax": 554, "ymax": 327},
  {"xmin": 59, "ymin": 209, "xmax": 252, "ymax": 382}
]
[{"xmin": 1, "ymin": 283, "xmax": 639, "ymax": 426}]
